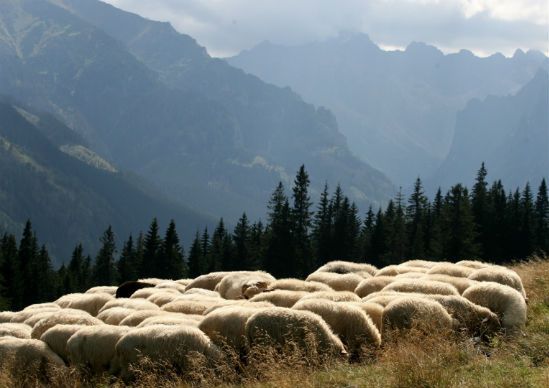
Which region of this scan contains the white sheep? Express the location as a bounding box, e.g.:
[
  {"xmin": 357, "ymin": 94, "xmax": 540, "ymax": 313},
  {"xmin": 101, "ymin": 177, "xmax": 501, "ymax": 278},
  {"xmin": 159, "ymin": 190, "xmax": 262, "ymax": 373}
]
[
  {"xmin": 346, "ymin": 302, "xmax": 384, "ymax": 333},
  {"xmin": 161, "ymin": 299, "xmax": 221, "ymax": 315},
  {"xmin": 0, "ymin": 311, "xmax": 17, "ymax": 323},
  {"xmin": 426, "ymin": 263, "xmax": 475, "ymax": 278},
  {"xmin": 0, "ymin": 323, "xmax": 31, "ymax": 339},
  {"xmin": 422, "ymin": 274, "xmax": 476, "ymax": 294},
  {"xmin": 462, "ymin": 282, "xmax": 527, "ymax": 331},
  {"xmin": 115, "ymin": 324, "xmax": 221, "ymax": 378},
  {"xmin": 22, "ymin": 303, "xmax": 61, "ymax": 311},
  {"xmin": 67, "ymin": 324, "xmax": 131, "ymax": 373},
  {"xmin": 395, "ymin": 272, "xmax": 426, "ymax": 279},
  {"xmin": 455, "ymin": 260, "xmax": 491, "ymax": 269},
  {"xmin": 183, "ymin": 288, "xmax": 221, "ymax": 298},
  {"xmin": 245, "ymin": 307, "xmax": 347, "ymax": 358},
  {"xmin": 375, "ymin": 265, "xmax": 428, "ymax": 277},
  {"xmin": 217, "ymin": 271, "xmax": 276, "ymax": 299},
  {"xmin": 293, "ymin": 299, "xmax": 381, "ymax": 358},
  {"xmin": 9, "ymin": 307, "xmax": 61, "ymax": 323},
  {"xmin": 98, "ymin": 298, "xmax": 160, "ymax": 314},
  {"xmin": 136, "ymin": 314, "xmax": 202, "ymax": 328},
  {"xmin": 0, "ymin": 337, "xmax": 65, "ymax": 368},
  {"xmin": 306, "ymin": 272, "xmax": 365, "ymax": 292},
  {"xmin": 56, "ymin": 292, "xmax": 114, "ymax": 316},
  {"xmin": 315, "ymin": 260, "xmax": 378, "ymax": 276},
  {"xmin": 129, "ymin": 287, "xmax": 165, "ymax": 299},
  {"xmin": 40, "ymin": 324, "xmax": 85, "ymax": 362},
  {"xmin": 363, "ymin": 291, "xmax": 430, "ymax": 307},
  {"xmin": 202, "ymin": 300, "xmax": 274, "ymax": 315},
  {"xmin": 23, "ymin": 308, "xmax": 96, "ymax": 327},
  {"xmin": 31, "ymin": 311, "xmax": 103, "ymax": 340},
  {"xmin": 175, "ymin": 279, "xmax": 193, "ymax": 287},
  {"xmin": 147, "ymin": 292, "xmax": 181, "ymax": 307},
  {"xmin": 468, "ymin": 267, "xmax": 527, "ymax": 300},
  {"xmin": 97, "ymin": 307, "xmax": 136, "ymax": 325},
  {"xmin": 354, "ymin": 276, "xmax": 395, "ymax": 298},
  {"xmin": 118, "ymin": 310, "xmax": 168, "ymax": 327},
  {"xmin": 299, "ymin": 291, "xmax": 361, "ymax": 303},
  {"xmin": 154, "ymin": 281, "xmax": 187, "ymax": 293},
  {"xmin": 398, "ymin": 260, "xmax": 439, "ymax": 269},
  {"xmin": 137, "ymin": 278, "xmax": 166, "ymax": 285},
  {"xmin": 382, "ymin": 279, "xmax": 460, "ymax": 296},
  {"xmin": 248, "ymin": 290, "xmax": 308, "ymax": 308},
  {"xmin": 85, "ymin": 286, "xmax": 118, "ymax": 296},
  {"xmin": 383, "ymin": 297, "xmax": 454, "ymax": 333},
  {"xmin": 266, "ymin": 278, "xmax": 333, "ymax": 292},
  {"xmin": 199, "ymin": 305, "xmax": 270, "ymax": 352},
  {"xmin": 185, "ymin": 272, "xmax": 232, "ymax": 291}
]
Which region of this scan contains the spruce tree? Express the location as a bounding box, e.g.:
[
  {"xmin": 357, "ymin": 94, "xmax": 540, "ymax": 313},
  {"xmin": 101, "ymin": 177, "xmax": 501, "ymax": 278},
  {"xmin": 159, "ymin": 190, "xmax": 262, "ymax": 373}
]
[
  {"xmin": 360, "ymin": 206, "xmax": 375, "ymax": 261},
  {"xmin": 471, "ymin": 163, "xmax": 489, "ymax": 257},
  {"xmin": 520, "ymin": 183, "xmax": 535, "ymax": 258},
  {"xmin": 0, "ymin": 233, "xmax": 17, "ymax": 309},
  {"xmin": 233, "ymin": 213, "xmax": 252, "ymax": 270},
  {"xmin": 291, "ymin": 165, "xmax": 313, "ymax": 276},
  {"xmin": 209, "ymin": 219, "xmax": 230, "ymax": 271},
  {"xmin": 442, "ymin": 184, "xmax": 478, "ymax": 260},
  {"xmin": 188, "ymin": 231, "xmax": 203, "ymax": 277},
  {"xmin": 426, "ymin": 188, "xmax": 444, "ymax": 259},
  {"xmin": 67, "ymin": 243, "xmax": 86, "ymax": 292},
  {"xmin": 312, "ymin": 183, "xmax": 332, "ymax": 266},
  {"xmin": 92, "ymin": 226, "xmax": 117, "ymax": 286},
  {"xmin": 370, "ymin": 208, "xmax": 387, "ymax": 267},
  {"xmin": 389, "ymin": 190, "xmax": 407, "ymax": 264},
  {"xmin": 118, "ymin": 236, "xmax": 137, "ymax": 283},
  {"xmin": 407, "ymin": 178, "xmax": 428, "ymax": 258},
  {"xmin": 248, "ymin": 221, "xmax": 264, "ymax": 270},
  {"xmin": 34, "ymin": 245, "xmax": 56, "ymax": 303},
  {"xmin": 17, "ymin": 220, "xmax": 39, "ymax": 308},
  {"xmin": 134, "ymin": 232, "xmax": 145, "ymax": 277},
  {"xmin": 141, "ymin": 218, "xmax": 162, "ymax": 278},
  {"xmin": 201, "ymin": 228, "xmax": 210, "ymax": 272},
  {"xmin": 486, "ymin": 180, "xmax": 507, "ymax": 262},
  {"xmin": 535, "ymin": 179, "xmax": 549, "ymax": 253},
  {"xmin": 161, "ymin": 220, "xmax": 186, "ymax": 278}
]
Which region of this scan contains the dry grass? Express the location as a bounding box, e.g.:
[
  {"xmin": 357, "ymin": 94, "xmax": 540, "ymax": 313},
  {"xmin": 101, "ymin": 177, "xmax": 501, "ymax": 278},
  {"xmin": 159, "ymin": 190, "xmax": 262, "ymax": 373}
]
[{"xmin": 1, "ymin": 257, "xmax": 548, "ymax": 387}]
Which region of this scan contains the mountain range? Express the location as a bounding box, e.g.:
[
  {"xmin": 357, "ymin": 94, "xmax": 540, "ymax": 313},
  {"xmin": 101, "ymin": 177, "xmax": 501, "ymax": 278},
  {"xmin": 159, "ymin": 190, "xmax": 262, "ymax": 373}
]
[{"xmin": 229, "ymin": 33, "xmax": 547, "ymax": 185}]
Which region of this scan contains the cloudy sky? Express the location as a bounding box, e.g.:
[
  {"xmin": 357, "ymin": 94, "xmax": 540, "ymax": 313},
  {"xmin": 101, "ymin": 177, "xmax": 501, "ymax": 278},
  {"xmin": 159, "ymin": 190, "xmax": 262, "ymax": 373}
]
[{"xmin": 102, "ymin": 0, "xmax": 548, "ymax": 57}]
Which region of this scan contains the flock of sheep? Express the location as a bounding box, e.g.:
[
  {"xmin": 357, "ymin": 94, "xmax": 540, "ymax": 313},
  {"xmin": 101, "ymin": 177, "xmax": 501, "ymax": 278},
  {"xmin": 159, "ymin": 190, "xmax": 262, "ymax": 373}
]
[{"xmin": 0, "ymin": 259, "xmax": 528, "ymax": 379}]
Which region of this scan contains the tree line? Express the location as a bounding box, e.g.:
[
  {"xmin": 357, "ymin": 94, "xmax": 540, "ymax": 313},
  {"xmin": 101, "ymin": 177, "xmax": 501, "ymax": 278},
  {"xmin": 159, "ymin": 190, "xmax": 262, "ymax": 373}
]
[{"xmin": 0, "ymin": 164, "xmax": 547, "ymax": 310}]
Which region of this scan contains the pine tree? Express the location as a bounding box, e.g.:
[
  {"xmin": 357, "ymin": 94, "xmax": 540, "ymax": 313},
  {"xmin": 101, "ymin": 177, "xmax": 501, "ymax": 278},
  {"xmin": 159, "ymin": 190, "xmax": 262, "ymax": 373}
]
[
  {"xmin": 118, "ymin": 236, "xmax": 137, "ymax": 283},
  {"xmin": 134, "ymin": 232, "xmax": 145, "ymax": 278},
  {"xmin": 33, "ymin": 245, "xmax": 56, "ymax": 303},
  {"xmin": 233, "ymin": 213, "xmax": 252, "ymax": 270},
  {"xmin": 92, "ymin": 226, "xmax": 117, "ymax": 286},
  {"xmin": 248, "ymin": 221, "xmax": 264, "ymax": 270},
  {"xmin": 141, "ymin": 218, "xmax": 162, "ymax": 278},
  {"xmin": 291, "ymin": 165, "xmax": 313, "ymax": 276},
  {"xmin": 67, "ymin": 243, "xmax": 86, "ymax": 292},
  {"xmin": 486, "ymin": 180, "xmax": 507, "ymax": 262},
  {"xmin": 442, "ymin": 184, "xmax": 478, "ymax": 260},
  {"xmin": 161, "ymin": 220, "xmax": 186, "ymax": 278},
  {"xmin": 264, "ymin": 182, "xmax": 294, "ymax": 277},
  {"xmin": 407, "ymin": 178, "xmax": 428, "ymax": 258},
  {"xmin": 0, "ymin": 233, "xmax": 17, "ymax": 309},
  {"xmin": 370, "ymin": 208, "xmax": 387, "ymax": 267},
  {"xmin": 471, "ymin": 163, "xmax": 489, "ymax": 257},
  {"xmin": 188, "ymin": 231, "xmax": 203, "ymax": 277},
  {"xmin": 426, "ymin": 188, "xmax": 444, "ymax": 259},
  {"xmin": 506, "ymin": 189, "xmax": 522, "ymax": 261},
  {"xmin": 389, "ymin": 190, "xmax": 407, "ymax": 263},
  {"xmin": 360, "ymin": 206, "xmax": 376, "ymax": 261},
  {"xmin": 520, "ymin": 183, "xmax": 535, "ymax": 258},
  {"xmin": 17, "ymin": 220, "xmax": 39, "ymax": 308},
  {"xmin": 201, "ymin": 228, "xmax": 210, "ymax": 272},
  {"xmin": 535, "ymin": 179, "xmax": 549, "ymax": 253},
  {"xmin": 56, "ymin": 264, "xmax": 72, "ymax": 297},
  {"xmin": 209, "ymin": 219, "xmax": 232, "ymax": 271},
  {"xmin": 312, "ymin": 183, "xmax": 332, "ymax": 266}
]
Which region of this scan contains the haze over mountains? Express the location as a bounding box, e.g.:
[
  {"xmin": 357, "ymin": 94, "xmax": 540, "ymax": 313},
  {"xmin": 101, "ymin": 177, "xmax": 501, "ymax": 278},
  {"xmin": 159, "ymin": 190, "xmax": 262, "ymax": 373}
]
[
  {"xmin": 229, "ymin": 34, "xmax": 548, "ymax": 185},
  {"xmin": 0, "ymin": 0, "xmax": 393, "ymax": 260}
]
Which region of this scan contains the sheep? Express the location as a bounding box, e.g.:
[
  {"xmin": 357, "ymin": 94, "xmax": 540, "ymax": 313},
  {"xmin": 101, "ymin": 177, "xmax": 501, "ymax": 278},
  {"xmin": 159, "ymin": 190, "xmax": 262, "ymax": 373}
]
[
  {"xmin": 97, "ymin": 307, "xmax": 136, "ymax": 325},
  {"xmin": 116, "ymin": 281, "xmax": 156, "ymax": 298},
  {"xmin": 425, "ymin": 295, "xmax": 501, "ymax": 335},
  {"xmin": 455, "ymin": 260, "xmax": 491, "ymax": 269},
  {"xmin": 67, "ymin": 325, "xmax": 131, "ymax": 373},
  {"xmin": 147, "ymin": 292, "xmax": 181, "ymax": 307},
  {"xmin": 0, "ymin": 337, "xmax": 65, "ymax": 368},
  {"xmin": 199, "ymin": 305, "xmax": 271, "ymax": 352},
  {"xmin": 217, "ymin": 271, "xmax": 276, "ymax": 299},
  {"xmin": 57, "ymin": 293, "xmax": 114, "ymax": 316},
  {"xmin": 0, "ymin": 311, "xmax": 17, "ymax": 323},
  {"xmin": 85, "ymin": 286, "xmax": 118, "ymax": 296},
  {"xmin": 382, "ymin": 279, "xmax": 460, "ymax": 296},
  {"xmin": 248, "ymin": 290, "xmax": 308, "ymax": 308},
  {"xmin": 293, "ymin": 299, "xmax": 381, "ymax": 359},
  {"xmin": 31, "ymin": 311, "xmax": 103, "ymax": 340},
  {"xmin": 202, "ymin": 300, "xmax": 274, "ymax": 315},
  {"xmin": 354, "ymin": 276, "xmax": 395, "ymax": 298},
  {"xmin": 306, "ymin": 272, "xmax": 364, "ymax": 292},
  {"xmin": 98, "ymin": 298, "xmax": 160, "ymax": 314},
  {"xmin": 375, "ymin": 265, "xmax": 428, "ymax": 277},
  {"xmin": 468, "ymin": 267, "xmax": 527, "ymax": 300},
  {"xmin": 426, "ymin": 263, "xmax": 475, "ymax": 278},
  {"xmin": 395, "ymin": 272, "xmax": 426, "ymax": 279},
  {"xmin": 136, "ymin": 315, "xmax": 202, "ymax": 328},
  {"xmin": 161, "ymin": 299, "xmax": 220, "ymax": 315},
  {"xmin": 299, "ymin": 291, "xmax": 361, "ymax": 303},
  {"xmin": 245, "ymin": 307, "xmax": 347, "ymax": 358},
  {"xmin": 463, "ymin": 282, "xmax": 527, "ymax": 331},
  {"xmin": 185, "ymin": 272, "xmax": 231, "ymax": 291},
  {"xmin": 363, "ymin": 291, "xmax": 430, "ymax": 307},
  {"xmin": 40, "ymin": 324, "xmax": 85, "ymax": 362},
  {"xmin": 154, "ymin": 281, "xmax": 187, "ymax": 293},
  {"xmin": 346, "ymin": 302, "xmax": 384, "ymax": 333},
  {"xmin": 115, "ymin": 324, "xmax": 221, "ymax": 378},
  {"xmin": 137, "ymin": 278, "xmax": 166, "ymax": 285},
  {"xmin": 129, "ymin": 287, "xmax": 166, "ymax": 299},
  {"xmin": 119, "ymin": 310, "xmax": 168, "ymax": 327},
  {"xmin": 9, "ymin": 308, "xmax": 61, "ymax": 323},
  {"xmin": 175, "ymin": 279, "xmax": 193, "ymax": 287},
  {"xmin": 0, "ymin": 323, "xmax": 31, "ymax": 339},
  {"xmin": 183, "ymin": 288, "xmax": 221, "ymax": 298},
  {"xmin": 23, "ymin": 308, "xmax": 95, "ymax": 327},
  {"xmin": 315, "ymin": 260, "xmax": 378, "ymax": 276},
  {"xmin": 266, "ymin": 278, "xmax": 333, "ymax": 293},
  {"xmin": 398, "ymin": 260, "xmax": 439, "ymax": 269},
  {"xmin": 423, "ymin": 274, "xmax": 476, "ymax": 294},
  {"xmin": 383, "ymin": 297, "xmax": 454, "ymax": 333},
  {"xmin": 23, "ymin": 303, "xmax": 61, "ymax": 311}
]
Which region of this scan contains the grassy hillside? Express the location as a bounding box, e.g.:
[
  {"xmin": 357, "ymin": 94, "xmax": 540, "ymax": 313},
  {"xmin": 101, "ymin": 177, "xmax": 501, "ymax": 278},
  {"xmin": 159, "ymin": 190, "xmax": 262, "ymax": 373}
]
[{"xmin": 1, "ymin": 257, "xmax": 547, "ymax": 387}]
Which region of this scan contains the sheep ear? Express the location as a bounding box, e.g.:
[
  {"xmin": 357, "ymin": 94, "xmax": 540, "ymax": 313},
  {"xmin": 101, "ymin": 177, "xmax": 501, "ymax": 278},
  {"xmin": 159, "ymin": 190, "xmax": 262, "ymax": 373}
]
[{"xmin": 256, "ymin": 281, "xmax": 268, "ymax": 289}]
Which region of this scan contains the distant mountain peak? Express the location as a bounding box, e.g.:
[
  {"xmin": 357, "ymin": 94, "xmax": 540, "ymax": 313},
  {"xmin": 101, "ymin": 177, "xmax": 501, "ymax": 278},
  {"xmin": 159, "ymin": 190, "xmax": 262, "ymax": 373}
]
[{"xmin": 405, "ymin": 41, "xmax": 443, "ymax": 57}]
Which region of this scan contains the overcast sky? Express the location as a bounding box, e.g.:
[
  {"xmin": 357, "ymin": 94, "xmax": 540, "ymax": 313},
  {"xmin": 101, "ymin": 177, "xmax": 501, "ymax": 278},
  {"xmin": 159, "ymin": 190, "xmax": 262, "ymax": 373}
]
[{"xmin": 102, "ymin": 0, "xmax": 548, "ymax": 57}]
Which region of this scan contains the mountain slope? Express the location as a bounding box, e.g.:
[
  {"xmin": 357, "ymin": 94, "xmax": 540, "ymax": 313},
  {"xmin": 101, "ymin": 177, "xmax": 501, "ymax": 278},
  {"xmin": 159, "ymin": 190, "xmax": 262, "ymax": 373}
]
[
  {"xmin": 228, "ymin": 33, "xmax": 547, "ymax": 184},
  {"xmin": 431, "ymin": 69, "xmax": 549, "ymax": 190},
  {"xmin": 0, "ymin": 99, "xmax": 214, "ymax": 264},
  {"xmin": 0, "ymin": 0, "xmax": 394, "ymax": 222}
]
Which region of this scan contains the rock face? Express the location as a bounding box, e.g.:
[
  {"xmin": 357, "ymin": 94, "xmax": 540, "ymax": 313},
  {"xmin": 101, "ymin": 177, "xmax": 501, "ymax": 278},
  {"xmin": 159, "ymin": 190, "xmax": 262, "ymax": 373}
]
[{"xmin": 0, "ymin": 0, "xmax": 394, "ymax": 226}]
